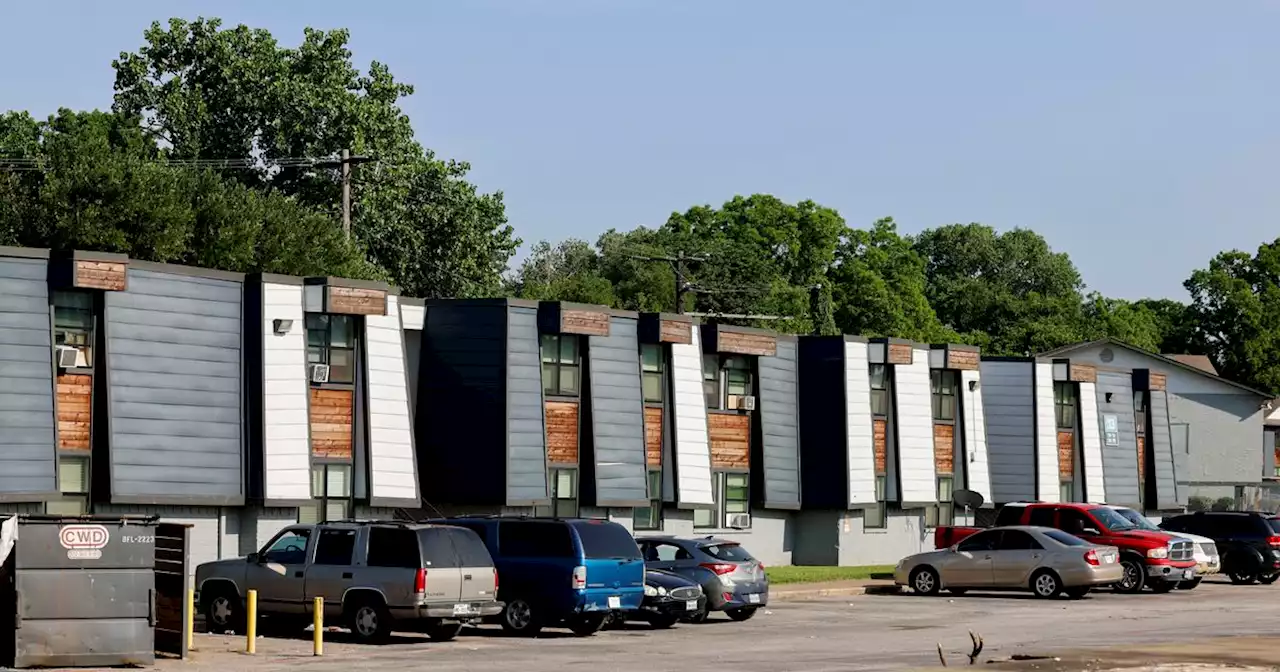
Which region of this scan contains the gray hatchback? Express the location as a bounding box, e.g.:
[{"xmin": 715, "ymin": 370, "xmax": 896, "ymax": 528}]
[{"xmin": 636, "ymin": 536, "xmax": 768, "ymax": 622}]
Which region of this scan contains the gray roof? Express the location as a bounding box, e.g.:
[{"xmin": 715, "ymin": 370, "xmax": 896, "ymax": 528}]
[{"xmin": 1037, "ymin": 338, "xmax": 1270, "ymax": 398}]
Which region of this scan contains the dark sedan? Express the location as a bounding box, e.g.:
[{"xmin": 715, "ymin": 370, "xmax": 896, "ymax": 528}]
[{"xmin": 608, "ymin": 568, "xmax": 706, "ymax": 629}]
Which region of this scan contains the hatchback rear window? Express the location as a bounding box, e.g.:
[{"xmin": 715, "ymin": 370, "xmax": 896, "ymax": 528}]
[
  {"xmin": 701, "ymin": 542, "xmax": 754, "ymax": 562},
  {"xmin": 571, "ymin": 521, "xmax": 641, "ymax": 559},
  {"xmin": 1268, "ymin": 518, "xmax": 1280, "ymax": 534},
  {"xmin": 1043, "ymin": 530, "xmax": 1088, "ymax": 547}
]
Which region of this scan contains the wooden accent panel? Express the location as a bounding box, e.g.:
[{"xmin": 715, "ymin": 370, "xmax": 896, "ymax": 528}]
[
  {"xmin": 56, "ymin": 373, "xmax": 92, "ymax": 451},
  {"xmin": 933, "ymin": 423, "xmax": 955, "ymax": 474},
  {"xmin": 1069, "ymin": 364, "xmax": 1097, "ymax": 384},
  {"xmin": 545, "ymin": 400, "xmax": 580, "ymax": 464},
  {"xmin": 327, "ymin": 285, "xmax": 388, "ymax": 316},
  {"xmin": 873, "ymin": 418, "xmax": 888, "ymax": 473},
  {"xmin": 1058, "ymin": 430, "xmax": 1075, "ymax": 479},
  {"xmin": 1148, "ymin": 373, "xmax": 1167, "ymax": 391},
  {"xmin": 560, "ymin": 309, "xmax": 610, "ymax": 336},
  {"xmin": 946, "ymin": 349, "xmax": 979, "ymax": 371},
  {"xmin": 659, "ymin": 319, "xmax": 692, "ymax": 344},
  {"xmin": 310, "ymin": 388, "xmax": 353, "ymax": 458},
  {"xmin": 644, "ymin": 406, "xmax": 663, "ymax": 466},
  {"xmin": 708, "ymin": 412, "xmax": 750, "ymax": 470},
  {"xmin": 887, "ymin": 343, "xmax": 913, "ymax": 365},
  {"xmin": 74, "ymin": 260, "xmax": 127, "ymax": 291},
  {"xmin": 717, "ymin": 330, "xmax": 777, "ymax": 357},
  {"xmin": 1137, "ymin": 435, "xmax": 1146, "ymax": 486}
]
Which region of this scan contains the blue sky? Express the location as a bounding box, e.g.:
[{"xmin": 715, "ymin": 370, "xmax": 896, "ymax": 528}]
[{"xmin": 3, "ymin": 1, "xmax": 1277, "ymax": 299}]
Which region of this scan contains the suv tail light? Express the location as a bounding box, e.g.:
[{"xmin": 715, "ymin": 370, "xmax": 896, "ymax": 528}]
[
  {"xmin": 414, "ymin": 568, "xmax": 428, "ymax": 596},
  {"xmin": 700, "ymin": 562, "xmax": 736, "ymax": 575},
  {"xmin": 1084, "ymin": 550, "xmax": 1100, "ymax": 566},
  {"xmin": 1267, "ymin": 536, "xmax": 1280, "ymax": 548},
  {"xmin": 572, "ymin": 565, "xmax": 587, "ymax": 590},
  {"xmin": 493, "ymin": 566, "xmax": 499, "ymax": 592}
]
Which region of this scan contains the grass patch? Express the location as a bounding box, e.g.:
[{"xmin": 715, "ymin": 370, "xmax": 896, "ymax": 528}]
[{"xmin": 765, "ymin": 565, "xmax": 895, "ymax": 585}]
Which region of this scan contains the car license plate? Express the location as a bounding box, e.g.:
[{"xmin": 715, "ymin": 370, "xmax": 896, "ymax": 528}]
[
  {"xmin": 607, "ymin": 596, "xmax": 621, "ymax": 609},
  {"xmin": 747, "ymin": 593, "xmax": 760, "ymax": 604},
  {"xmin": 1103, "ymin": 552, "xmax": 1117, "ymax": 564},
  {"xmin": 685, "ymin": 600, "xmax": 698, "ymax": 611},
  {"xmin": 1183, "ymin": 570, "xmax": 1194, "ymax": 581},
  {"xmin": 452, "ymin": 603, "xmax": 476, "ymax": 616}
]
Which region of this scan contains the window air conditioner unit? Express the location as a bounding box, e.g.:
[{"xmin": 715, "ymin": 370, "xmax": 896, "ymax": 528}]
[
  {"xmin": 309, "ymin": 364, "xmax": 331, "ymax": 384},
  {"xmin": 726, "ymin": 513, "xmax": 751, "ymax": 529},
  {"xmin": 735, "ymin": 395, "xmax": 757, "ymax": 411},
  {"xmin": 55, "ymin": 346, "xmax": 79, "ymax": 369}
]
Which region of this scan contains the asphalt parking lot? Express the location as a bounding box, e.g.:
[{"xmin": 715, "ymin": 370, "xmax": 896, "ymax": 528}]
[{"xmin": 163, "ymin": 579, "xmax": 1280, "ymax": 672}]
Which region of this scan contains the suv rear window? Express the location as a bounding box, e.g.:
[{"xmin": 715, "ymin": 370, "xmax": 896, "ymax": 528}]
[
  {"xmin": 701, "ymin": 542, "xmax": 753, "ymax": 562},
  {"xmin": 500, "ymin": 521, "xmax": 574, "ymax": 558},
  {"xmin": 571, "ymin": 521, "xmax": 641, "ymax": 559},
  {"xmin": 420, "ymin": 528, "xmax": 461, "ymax": 567},
  {"xmin": 367, "ymin": 527, "xmax": 422, "ymax": 568},
  {"xmin": 446, "ymin": 527, "xmax": 494, "ymax": 567},
  {"xmin": 1043, "ymin": 530, "xmax": 1088, "ymax": 546}
]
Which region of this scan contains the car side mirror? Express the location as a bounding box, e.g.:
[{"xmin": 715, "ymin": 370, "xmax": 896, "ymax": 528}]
[
  {"xmin": 949, "ymin": 545, "xmax": 959, "ymax": 553},
  {"xmin": 1083, "ymin": 528, "xmax": 1100, "ymax": 536},
  {"xmin": 247, "ymin": 552, "xmax": 261, "ymax": 564}
]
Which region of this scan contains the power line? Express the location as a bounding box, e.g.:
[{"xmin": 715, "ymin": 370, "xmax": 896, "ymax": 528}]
[{"xmin": 626, "ymin": 250, "xmax": 709, "ymax": 315}]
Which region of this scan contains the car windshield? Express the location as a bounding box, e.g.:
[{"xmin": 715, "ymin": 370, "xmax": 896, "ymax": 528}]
[
  {"xmin": 1090, "ymin": 507, "xmax": 1138, "ymax": 531},
  {"xmin": 571, "ymin": 521, "xmax": 642, "ymax": 560},
  {"xmin": 1043, "ymin": 530, "xmax": 1089, "ymax": 547},
  {"xmin": 1113, "ymin": 507, "xmax": 1160, "ymax": 532},
  {"xmin": 701, "ymin": 542, "xmax": 754, "ymax": 562}
]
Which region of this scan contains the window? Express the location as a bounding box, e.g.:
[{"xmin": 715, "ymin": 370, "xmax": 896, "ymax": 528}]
[
  {"xmin": 723, "ymin": 357, "xmax": 754, "ymax": 401},
  {"xmin": 693, "ymin": 472, "xmax": 750, "ymax": 529},
  {"xmin": 869, "ymin": 364, "xmax": 889, "ymax": 416},
  {"xmin": 299, "ymin": 463, "xmax": 352, "ymax": 525},
  {"xmin": 1059, "ymin": 509, "xmax": 1098, "ymax": 537},
  {"xmin": 997, "ymin": 530, "xmax": 1042, "ymax": 551},
  {"xmin": 263, "ymin": 529, "xmax": 310, "ymax": 565},
  {"xmin": 1027, "ymin": 507, "xmax": 1056, "ymax": 528},
  {"xmin": 1044, "ymin": 530, "xmax": 1089, "ymax": 547},
  {"xmin": 1054, "ymin": 382, "xmax": 1076, "ymax": 429},
  {"xmin": 498, "ymin": 521, "xmax": 574, "ymax": 558},
  {"xmin": 703, "ymin": 354, "xmax": 720, "ymax": 409},
  {"xmin": 312, "ymin": 528, "xmax": 357, "ymax": 565},
  {"xmin": 924, "ymin": 476, "xmax": 954, "ymax": 528},
  {"xmin": 1059, "ymin": 481, "xmax": 1074, "ymax": 503},
  {"xmin": 572, "ymin": 520, "xmax": 642, "ymax": 559},
  {"xmin": 633, "ymin": 469, "xmax": 663, "ymax": 530},
  {"xmin": 643, "ymin": 541, "xmax": 693, "ymax": 562},
  {"xmin": 641, "ymin": 344, "xmax": 664, "ymax": 403},
  {"xmin": 53, "ymin": 291, "xmax": 94, "ymax": 367},
  {"xmin": 1133, "ymin": 392, "xmax": 1147, "ymax": 432},
  {"xmin": 48, "ymin": 455, "xmax": 89, "ymax": 515},
  {"xmin": 693, "ymin": 506, "xmax": 716, "ymax": 529},
  {"xmin": 447, "ymin": 528, "xmax": 494, "ymax": 567},
  {"xmin": 306, "ymin": 314, "xmax": 355, "ymax": 384},
  {"xmin": 540, "ymin": 334, "xmax": 580, "ymax": 397},
  {"xmin": 957, "ymin": 530, "xmax": 999, "ymax": 552},
  {"xmin": 534, "ymin": 468, "xmax": 578, "ymax": 518},
  {"xmin": 930, "ymin": 370, "xmax": 957, "ymax": 422},
  {"xmin": 702, "ymin": 542, "xmax": 754, "ymax": 562},
  {"xmin": 864, "ymin": 475, "xmax": 888, "ymax": 529},
  {"xmin": 366, "ymin": 527, "xmax": 422, "ymax": 568}
]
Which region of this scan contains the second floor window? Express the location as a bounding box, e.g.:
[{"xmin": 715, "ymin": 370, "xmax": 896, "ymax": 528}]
[
  {"xmin": 641, "ymin": 344, "xmax": 663, "ymax": 403},
  {"xmin": 1054, "ymin": 382, "xmax": 1076, "ymax": 430},
  {"xmin": 703, "ymin": 355, "xmax": 754, "ymax": 410},
  {"xmin": 869, "ymin": 364, "xmax": 889, "ymax": 416},
  {"xmin": 541, "ymin": 334, "xmax": 580, "ymax": 397},
  {"xmin": 931, "ymin": 370, "xmax": 957, "ymax": 422},
  {"xmin": 54, "ymin": 291, "xmax": 93, "ymax": 367},
  {"xmin": 306, "ymin": 314, "xmax": 355, "ymax": 384}
]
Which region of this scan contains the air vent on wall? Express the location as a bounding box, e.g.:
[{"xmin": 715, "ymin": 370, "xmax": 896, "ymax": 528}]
[
  {"xmin": 1100, "ymin": 347, "xmax": 1114, "ymax": 363},
  {"xmin": 726, "ymin": 513, "xmax": 751, "ymax": 529},
  {"xmin": 735, "ymin": 395, "xmax": 757, "ymax": 411},
  {"xmin": 309, "ymin": 363, "xmax": 331, "ymax": 384}
]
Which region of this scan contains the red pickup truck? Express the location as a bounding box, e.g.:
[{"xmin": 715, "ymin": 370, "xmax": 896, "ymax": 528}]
[{"xmin": 935, "ymin": 502, "xmax": 1197, "ymax": 593}]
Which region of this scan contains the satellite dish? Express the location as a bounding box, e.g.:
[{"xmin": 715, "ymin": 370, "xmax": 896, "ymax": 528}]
[{"xmin": 952, "ymin": 489, "xmax": 985, "ymax": 511}]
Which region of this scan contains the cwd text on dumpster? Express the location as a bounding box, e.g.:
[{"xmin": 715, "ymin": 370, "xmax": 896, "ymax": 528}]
[{"xmin": 58, "ymin": 524, "xmax": 109, "ymax": 560}]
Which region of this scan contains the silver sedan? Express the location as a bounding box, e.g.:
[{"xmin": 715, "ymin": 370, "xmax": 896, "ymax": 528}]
[{"xmin": 894, "ymin": 526, "xmax": 1124, "ymax": 599}]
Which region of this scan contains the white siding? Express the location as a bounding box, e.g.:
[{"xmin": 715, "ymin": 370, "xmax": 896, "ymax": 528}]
[
  {"xmin": 400, "ymin": 302, "xmax": 425, "ymax": 331},
  {"xmin": 1034, "ymin": 362, "xmax": 1060, "ymax": 502},
  {"xmin": 262, "ymin": 283, "xmax": 311, "ymax": 502},
  {"xmin": 670, "ymin": 324, "xmax": 714, "ymax": 507},
  {"xmin": 1077, "ymin": 381, "xmax": 1107, "ymax": 503},
  {"xmin": 895, "ymin": 347, "xmax": 936, "ymax": 505},
  {"xmin": 843, "ymin": 341, "xmax": 877, "ymax": 506},
  {"xmin": 960, "ymin": 369, "xmax": 992, "ymax": 503},
  {"xmin": 363, "ymin": 295, "xmax": 418, "ymax": 503}
]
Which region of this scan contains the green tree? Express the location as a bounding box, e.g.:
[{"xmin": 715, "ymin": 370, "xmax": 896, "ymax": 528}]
[
  {"xmin": 1081, "ymin": 293, "xmax": 1165, "ymax": 352},
  {"xmin": 1184, "ymin": 241, "xmax": 1280, "ymax": 393},
  {"xmin": 508, "ymin": 239, "xmax": 616, "ymax": 306},
  {"xmin": 830, "ymin": 218, "xmax": 950, "ymax": 341}
]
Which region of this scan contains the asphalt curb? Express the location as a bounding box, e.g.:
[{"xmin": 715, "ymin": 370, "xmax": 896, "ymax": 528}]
[{"xmin": 770, "ymin": 583, "xmax": 901, "ymax": 601}]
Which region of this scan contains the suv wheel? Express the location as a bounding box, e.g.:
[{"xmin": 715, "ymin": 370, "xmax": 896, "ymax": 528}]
[
  {"xmin": 1229, "ymin": 571, "xmax": 1258, "ymax": 585},
  {"xmin": 347, "ymin": 597, "xmax": 392, "ymax": 643},
  {"xmin": 500, "ymin": 598, "xmax": 543, "ymax": 636},
  {"xmin": 1260, "ymin": 573, "xmax": 1279, "ymax": 585},
  {"xmin": 1030, "ymin": 570, "xmax": 1062, "ymax": 599},
  {"xmin": 1113, "ymin": 559, "xmax": 1146, "ymax": 594},
  {"xmin": 204, "ymin": 589, "xmax": 242, "ymax": 634}
]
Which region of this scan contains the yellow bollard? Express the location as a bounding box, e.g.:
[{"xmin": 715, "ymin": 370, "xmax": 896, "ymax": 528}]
[
  {"xmin": 313, "ymin": 597, "xmax": 324, "ymax": 656},
  {"xmin": 246, "ymin": 589, "xmax": 257, "ymax": 654},
  {"xmin": 185, "ymin": 588, "xmax": 195, "ymax": 653}
]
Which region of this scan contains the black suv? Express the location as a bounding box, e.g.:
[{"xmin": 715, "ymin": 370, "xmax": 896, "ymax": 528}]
[{"xmin": 1160, "ymin": 511, "xmax": 1280, "ymax": 585}]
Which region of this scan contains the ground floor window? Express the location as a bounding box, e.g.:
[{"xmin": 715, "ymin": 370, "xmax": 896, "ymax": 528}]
[
  {"xmin": 47, "ymin": 455, "xmax": 89, "ymax": 515},
  {"xmin": 693, "ymin": 472, "xmax": 751, "ymax": 529},
  {"xmin": 924, "ymin": 476, "xmax": 954, "ymax": 528},
  {"xmin": 298, "ymin": 463, "xmax": 352, "ymax": 524},
  {"xmin": 1060, "ymin": 480, "xmax": 1074, "ymax": 503},
  {"xmin": 535, "ymin": 468, "xmax": 579, "ymax": 518},
  {"xmin": 864, "ymin": 475, "xmax": 888, "ymax": 529},
  {"xmin": 633, "ymin": 469, "xmax": 663, "ymax": 530}
]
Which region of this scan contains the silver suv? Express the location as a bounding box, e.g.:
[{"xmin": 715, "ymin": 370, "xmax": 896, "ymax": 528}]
[{"xmin": 196, "ymin": 520, "xmax": 502, "ymax": 642}]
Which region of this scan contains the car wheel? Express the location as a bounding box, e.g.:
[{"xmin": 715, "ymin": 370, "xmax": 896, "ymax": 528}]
[
  {"xmin": 1260, "ymin": 573, "xmax": 1279, "ymax": 585},
  {"xmin": 910, "ymin": 567, "xmax": 942, "ymax": 596},
  {"xmin": 1030, "ymin": 570, "xmax": 1062, "ymax": 599},
  {"xmin": 1229, "ymin": 571, "xmax": 1258, "ymax": 585},
  {"xmin": 1149, "ymin": 580, "xmax": 1177, "ymax": 594},
  {"xmin": 1177, "ymin": 577, "xmax": 1202, "ymax": 590},
  {"xmin": 425, "ymin": 622, "xmax": 463, "ymax": 642},
  {"xmin": 1113, "ymin": 559, "xmax": 1146, "ymax": 594},
  {"xmin": 203, "ymin": 589, "xmax": 242, "ymax": 634},
  {"xmin": 725, "ymin": 607, "xmax": 757, "ymax": 622},
  {"xmin": 648, "ymin": 614, "xmax": 679, "ymax": 629},
  {"xmin": 1064, "ymin": 586, "xmax": 1090, "ymax": 599},
  {"xmin": 568, "ymin": 613, "xmax": 607, "ymax": 636},
  {"xmin": 347, "ymin": 598, "xmax": 392, "ymax": 643},
  {"xmin": 499, "ymin": 598, "xmax": 543, "ymax": 636}
]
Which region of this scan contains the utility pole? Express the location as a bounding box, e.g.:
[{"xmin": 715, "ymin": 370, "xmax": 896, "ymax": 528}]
[
  {"xmin": 627, "ymin": 250, "xmax": 708, "ymax": 314},
  {"xmin": 317, "ymin": 150, "xmax": 376, "ymax": 240}
]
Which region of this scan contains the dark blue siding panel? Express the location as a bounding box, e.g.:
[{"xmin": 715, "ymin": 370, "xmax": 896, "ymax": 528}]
[
  {"xmin": 758, "ymin": 339, "xmax": 801, "ymax": 509},
  {"xmin": 1148, "ymin": 389, "xmax": 1178, "ymax": 510},
  {"xmin": 0, "ymin": 257, "xmax": 56, "ymax": 495},
  {"xmin": 506, "ymin": 306, "xmax": 548, "ymax": 505},
  {"xmin": 1095, "ymin": 371, "xmax": 1140, "ymax": 507},
  {"xmin": 105, "ymin": 268, "xmax": 243, "ymax": 502},
  {"xmin": 586, "ymin": 316, "xmax": 647, "ymax": 506},
  {"xmin": 979, "ymin": 361, "xmax": 1036, "ymax": 504}
]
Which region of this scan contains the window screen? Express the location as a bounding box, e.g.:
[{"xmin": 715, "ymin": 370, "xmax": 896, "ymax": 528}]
[
  {"xmin": 313, "ymin": 528, "xmax": 357, "ymax": 565},
  {"xmin": 366, "ymin": 527, "xmax": 421, "ymax": 568}
]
